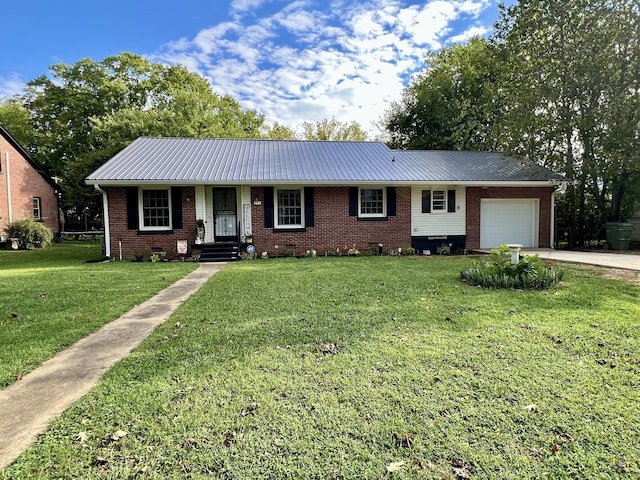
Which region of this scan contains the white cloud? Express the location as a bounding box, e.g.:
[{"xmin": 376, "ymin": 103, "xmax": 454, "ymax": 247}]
[
  {"xmin": 449, "ymin": 25, "xmax": 490, "ymax": 44},
  {"xmin": 155, "ymin": 0, "xmax": 499, "ymax": 137},
  {"xmin": 0, "ymin": 73, "xmax": 25, "ymax": 99},
  {"xmin": 230, "ymin": 0, "xmax": 271, "ymax": 13}
]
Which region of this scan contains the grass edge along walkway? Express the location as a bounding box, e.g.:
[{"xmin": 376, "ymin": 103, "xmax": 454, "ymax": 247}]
[{"xmin": 0, "ymin": 263, "xmax": 226, "ymax": 470}]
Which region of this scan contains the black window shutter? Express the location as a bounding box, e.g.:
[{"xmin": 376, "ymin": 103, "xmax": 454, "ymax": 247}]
[
  {"xmin": 304, "ymin": 187, "xmax": 314, "ymax": 227},
  {"xmin": 264, "ymin": 187, "xmax": 274, "ymax": 228},
  {"xmin": 387, "ymin": 187, "xmax": 396, "ymax": 216},
  {"xmin": 171, "ymin": 187, "xmax": 183, "ymax": 229},
  {"xmin": 422, "ymin": 190, "xmax": 431, "ymax": 213},
  {"xmin": 126, "ymin": 187, "xmax": 138, "ymax": 229},
  {"xmin": 348, "ymin": 187, "xmax": 358, "ymax": 216},
  {"xmin": 447, "ymin": 189, "xmax": 456, "ymax": 213}
]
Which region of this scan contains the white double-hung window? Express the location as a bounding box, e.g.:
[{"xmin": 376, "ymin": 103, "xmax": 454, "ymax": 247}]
[
  {"xmin": 140, "ymin": 188, "xmax": 172, "ymax": 230},
  {"xmin": 359, "ymin": 187, "xmax": 386, "ymax": 218},
  {"xmin": 275, "ymin": 187, "xmax": 304, "ymax": 228},
  {"xmin": 431, "ymin": 189, "xmax": 447, "ymax": 212}
]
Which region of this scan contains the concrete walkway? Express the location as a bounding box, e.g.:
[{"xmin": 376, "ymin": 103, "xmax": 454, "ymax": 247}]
[
  {"xmin": 523, "ymin": 249, "xmax": 640, "ymax": 271},
  {"xmin": 0, "ymin": 262, "xmax": 226, "ymax": 471}
]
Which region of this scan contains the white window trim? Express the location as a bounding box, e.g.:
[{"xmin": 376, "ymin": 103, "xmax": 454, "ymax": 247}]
[
  {"xmin": 139, "ymin": 187, "xmax": 173, "ymax": 231},
  {"xmin": 431, "ymin": 189, "xmax": 447, "ymax": 213},
  {"xmin": 358, "ymin": 187, "xmax": 386, "ymax": 218},
  {"xmin": 274, "ymin": 186, "xmax": 305, "ymax": 229},
  {"xmin": 33, "ymin": 197, "xmax": 42, "ymax": 220}
]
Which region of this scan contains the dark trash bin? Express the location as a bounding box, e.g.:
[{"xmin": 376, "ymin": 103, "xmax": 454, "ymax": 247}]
[{"xmin": 605, "ymin": 222, "xmax": 633, "ymax": 250}]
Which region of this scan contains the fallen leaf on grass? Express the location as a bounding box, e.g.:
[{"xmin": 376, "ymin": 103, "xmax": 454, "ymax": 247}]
[
  {"xmin": 551, "ymin": 444, "xmax": 560, "ymax": 453},
  {"xmin": 111, "ymin": 429, "xmax": 128, "ymax": 441},
  {"xmin": 223, "ymin": 431, "xmax": 237, "ymax": 447},
  {"xmin": 36, "ymin": 293, "xmax": 46, "ymax": 299},
  {"xmin": 451, "ymin": 459, "xmax": 471, "ymax": 479},
  {"xmin": 523, "ymin": 404, "xmax": 537, "ymax": 412},
  {"xmin": 76, "ymin": 431, "xmax": 89, "ymax": 444},
  {"xmin": 320, "ymin": 343, "xmax": 340, "ymax": 355},
  {"xmin": 560, "ymin": 433, "xmax": 574, "ymax": 444},
  {"xmin": 616, "ymin": 460, "xmax": 628, "ymax": 474},
  {"xmin": 393, "ymin": 433, "xmax": 414, "ymax": 448},
  {"xmin": 241, "ymin": 402, "xmax": 260, "ymax": 416},
  {"xmin": 15, "ymin": 374, "xmax": 22, "ymax": 381},
  {"xmin": 386, "ymin": 461, "xmax": 406, "ymax": 473},
  {"xmin": 94, "ymin": 456, "xmax": 109, "ymax": 468}
]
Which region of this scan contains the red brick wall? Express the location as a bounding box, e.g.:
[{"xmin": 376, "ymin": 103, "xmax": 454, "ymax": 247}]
[
  {"xmin": 0, "ymin": 136, "xmax": 59, "ymax": 234},
  {"xmin": 105, "ymin": 186, "xmax": 196, "ymax": 260},
  {"xmin": 465, "ymin": 186, "xmax": 554, "ymax": 249},
  {"xmin": 250, "ymin": 186, "xmax": 411, "ymax": 256}
]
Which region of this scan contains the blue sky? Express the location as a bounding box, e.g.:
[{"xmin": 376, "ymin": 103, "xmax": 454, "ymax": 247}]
[{"xmin": 1, "ymin": 0, "xmax": 514, "ymax": 136}]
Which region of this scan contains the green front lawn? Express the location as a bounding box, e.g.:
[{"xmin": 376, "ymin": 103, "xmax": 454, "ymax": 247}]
[
  {"xmin": 3, "ymin": 255, "xmax": 640, "ymax": 478},
  {"xmin": 0, "ymin": 243, "xmax": 197, "ymax": 388}
]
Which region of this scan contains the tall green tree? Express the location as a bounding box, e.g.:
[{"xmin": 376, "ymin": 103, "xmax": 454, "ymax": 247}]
[
  {"xmin": 0, "ymin": 99, "xmax": 37, "ymax": 149},
  {"xmin": 261, "ymin": 122, "xmax": 297, "ymax": 140},
  {"xmin": 495, "ymin": 0, "xmax": 640, "ymax": 244},
  {"xmin": 18, "ymin": 53, "xmax": 264, "ymax": 222},
  {"xmin": 300, "ymin": 117, "xmax": 368, "ymax": 141},
  {"xmin": 382, "ymin": 37, "xmax": 505, "ymax": 151}
]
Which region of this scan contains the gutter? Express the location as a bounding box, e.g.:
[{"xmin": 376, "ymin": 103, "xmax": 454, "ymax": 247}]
[{"xmin": 93, "ymin": 184, "xmax": 111, "ymax": 258}]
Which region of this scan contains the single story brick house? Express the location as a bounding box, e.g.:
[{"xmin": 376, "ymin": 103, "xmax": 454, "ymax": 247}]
[
  {"xmin": 1, "ymin": 124, "xmax": 61, "ymax": 240},
  {"xmin": 85, "ymin": 137, "xmax": 566, "ymax": 260}
]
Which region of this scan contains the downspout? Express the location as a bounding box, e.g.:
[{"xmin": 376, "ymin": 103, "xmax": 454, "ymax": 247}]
[
  {"xmin": 94, "ymin": 184, "xmax": 111, "ymax": 258},
  {"xmin": 5, "ymin": 152, "xmax": 12, "ymax": 223},
  {"xmin": 550, "ymin": 188, "xmax": 556, "ymax": 249}
]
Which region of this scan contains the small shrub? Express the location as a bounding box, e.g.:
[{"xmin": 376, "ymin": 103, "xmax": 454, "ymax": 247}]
[
  {"xmin": 5, "ymin": 218, "xmax": 53, "ymax": 249},
  {"xmin": 460, "ymin": 244, "xmax": 564, "ymax": 290},
  {"xmin": 437, "ymin": 243, "xmax": 452, "ymax": 255},
  {"xmin": 327, "ymin": 248, "xmax": 341, "ymax": 257},
  {"xmin": 282, "ymin": 246, "xmax": 296, "ymax": 257},
  {"xmin": 488, "ymin": 243, "xmax": 511, "ymax": 267},
  {"xmin": 369, "ymin": 243, "xmax": 385, "ymax": 255},
  {"xmin": 133, "ymin": 252, "xmax": 147, "ymax": 262},
  {"xmin": 404, "ymin": 247, "xmax": 416, "ymax": 256}
]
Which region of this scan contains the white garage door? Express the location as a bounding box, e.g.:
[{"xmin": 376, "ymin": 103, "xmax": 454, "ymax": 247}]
[{"xmin": 480, "ymin": 199, "xmax": 538, "ymax": 248}]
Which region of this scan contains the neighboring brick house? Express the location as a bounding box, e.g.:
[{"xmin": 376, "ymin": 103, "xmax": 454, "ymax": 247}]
[
  {"xmin": 85, "ymin": 138, "xmax": 566, "ymax": 261},
  {"xmin": 0, "ymin": 124, "xmax": 60, "ymax": 240}
]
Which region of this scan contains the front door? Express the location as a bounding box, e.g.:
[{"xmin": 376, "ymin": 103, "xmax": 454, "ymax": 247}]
[{"xmin": 213, "ymin": 187, "xmax": 237, "ymax": 241}]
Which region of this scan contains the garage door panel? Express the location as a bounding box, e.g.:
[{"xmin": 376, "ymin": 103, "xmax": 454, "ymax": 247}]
[{"xmin": 480, "ymin": 200, "xmax": 538, "ymax": 248}]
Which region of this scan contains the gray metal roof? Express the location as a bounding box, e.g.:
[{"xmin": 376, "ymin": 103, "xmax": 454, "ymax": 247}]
[
  {"xmin": 86, "ymin": 137, "xmax": 566, "ymax": 185},
  {"xmin": 393, "ymin": 150, "xmax": 568, "ymax": 183}
]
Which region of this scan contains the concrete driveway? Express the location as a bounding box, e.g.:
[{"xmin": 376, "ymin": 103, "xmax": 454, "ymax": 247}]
[{"xmin": 523, "ymin": 249, "xmax": 640, "ymax": 271}]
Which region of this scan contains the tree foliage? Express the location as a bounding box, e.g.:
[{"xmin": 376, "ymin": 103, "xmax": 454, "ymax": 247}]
[
  {"xmin": 495, "ymin": 0, "xmax": 640, "ymax": 244},
  {"xmin": 15, "ymin": 53, "xmax": 264, "ymax": 223},
  {"xmin": 262, "ymin": 122, "xmax": 297, "ymax": 140},
  {"xmin": 383, "ymin": 0, "xmax": 640, "ymax": 245},
  {"xmin": 0, "ymin": 99, "xmax": 37, "ymax": 148},
  {"xmin": 382, "ymin": 37, "xmax": 505, "ymax": 151},
  {"xmin": 300, "ymin": 117, "xmax": 368, "ymax": 141}
]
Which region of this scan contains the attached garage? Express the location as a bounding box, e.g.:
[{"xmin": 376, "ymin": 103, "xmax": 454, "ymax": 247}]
[{"xmin": 480, "ymin": 199, "xmax": 539, "ymax": 248}]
